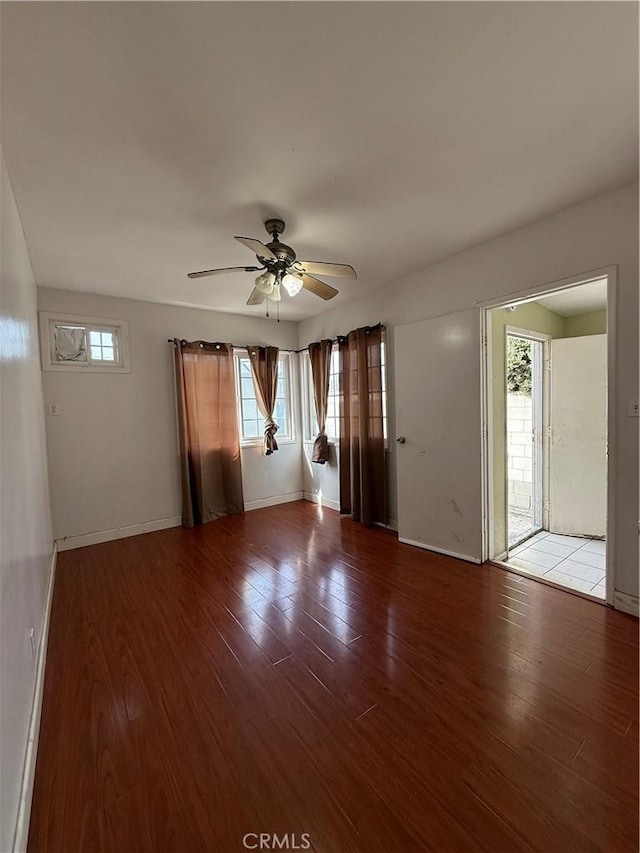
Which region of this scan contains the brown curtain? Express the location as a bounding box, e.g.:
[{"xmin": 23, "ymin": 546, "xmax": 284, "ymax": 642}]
[
  {"xmin": 173, "ymin": 340, "xmax": 244, "ymax": 527},
  {"xmin": 338, "ymin": 325, "xmax": 386, "ymax": 525},
  {"xmin": 247, "ymin": 346, "xmax": 280, "ymax": 455},
  {"xmin": 308, "ymin": 339, "xmax": 333, "ymax": 464}
]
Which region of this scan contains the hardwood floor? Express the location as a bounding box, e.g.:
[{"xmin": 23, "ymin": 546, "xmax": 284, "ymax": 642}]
[{"xmin": 29, "ymin": 501, "xmax": 638, "ymax": 852}]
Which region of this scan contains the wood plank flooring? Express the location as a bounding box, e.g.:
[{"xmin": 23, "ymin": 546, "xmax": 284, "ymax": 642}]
[{"xmin": 28, "ymin": 501, "xmax": 638, "ymax": 852}]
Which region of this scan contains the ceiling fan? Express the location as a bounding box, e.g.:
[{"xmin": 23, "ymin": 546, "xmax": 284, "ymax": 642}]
[{"xmin": 187, "ymin": 218, "xmax": 357, "ymax": 306}]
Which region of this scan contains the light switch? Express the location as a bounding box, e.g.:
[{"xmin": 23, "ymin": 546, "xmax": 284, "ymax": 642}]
[{"xmin": 47, "ymin": 403, "xmax": 59, "ymax": 417}]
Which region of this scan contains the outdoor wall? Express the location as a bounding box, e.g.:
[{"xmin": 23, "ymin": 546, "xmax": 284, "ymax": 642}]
[
  {"xmin": 37, "ymin": 288, "xmax": 301, "ymax": 547},
  {"xmin": 298, "ymin": 181, "xmax": 639, "ymax": 603},
  {"xmin": 507, "ymin": 392, "xmax": 533, "ymax": 520},
  {"xmin": 1, "ymin": 156, "xmax": 54, "ymax": 852}
]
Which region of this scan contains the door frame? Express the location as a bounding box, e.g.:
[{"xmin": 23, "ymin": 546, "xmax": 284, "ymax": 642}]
[{"xmin": 479, "ymin": 265, "xmax": 616, "ymax": 606}]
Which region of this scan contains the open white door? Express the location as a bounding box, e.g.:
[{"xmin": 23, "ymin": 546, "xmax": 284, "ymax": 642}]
[
  {"xmin": 395, "ymin": 309, "xmax": 483, "ymax": 562},
  {"xmin": 549, "ymin": 334, "xmax": 607, "ymax": 536}
]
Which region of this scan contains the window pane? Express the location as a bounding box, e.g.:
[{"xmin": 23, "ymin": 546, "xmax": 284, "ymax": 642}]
[
  {"xmin": 89, "ymin": 330, "xmax": 101, "ymax": 345},
  {"xmin": 241, "ymin": 377, "xmax": 254, "ymax": 398},
  {"xmin": 91, "ymin": 345, "xmax": 102, "ymax": 359},
  {"xmin": 240, "ymin": 360, "xmax": 252, "ymax": 377},
  {"xmin": 101, "ymin": 347, "xmax": 115, "ymax": 361},
  {"xmin": 243, "ymin": 399, "xmax": 258, "ymax": 421},
  {"xmin": 243, "ymin": 421, "xmax": 256, "ymax": 438},
  {"xmin": 101, "ymin": 331, "xmax": 114, "ymax": 346},
  {"xmin": 54, "ymin": 325, "xmax": 87, "ymax": 362}
]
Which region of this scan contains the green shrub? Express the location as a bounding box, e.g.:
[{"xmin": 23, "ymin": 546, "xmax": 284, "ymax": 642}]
[{"xmin": 507, "ymin": 337, "xmax": 532, "ymax": 395}]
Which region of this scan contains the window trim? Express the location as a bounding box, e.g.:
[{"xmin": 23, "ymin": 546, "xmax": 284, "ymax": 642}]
[
  {"xmin": 39, "ymin": 312, "xmax": 131, "ymax": 373},
  {"xmin": 234, "ymin": 349, "xmax": 296, "ymax": 447}
]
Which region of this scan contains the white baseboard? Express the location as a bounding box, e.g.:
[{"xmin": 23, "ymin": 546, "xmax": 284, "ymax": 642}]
[
  {"xmin": 614, "ymin": 590, "xmax": 639, "ymax": 617},
  {"xmin": 12, "ymin": 544, "xmax": 57, "ymax": 853},
  {"xmin": 398, "ymin": 536, "xmax": 482, "ymax": 564},
  {"xmin": 303, "ymin": 491, "xmax": 340, "ymax": 512},
  {"xmin": 244, "ymin": 492, "xmax": 304, "ymax": 512},
  {"xmin": 56, "ymin": 516, "xmax": 181, "ymax": 551},
  {"xmin": 303, "ymin": 494, "xmax": 397, "ymax": 528}
]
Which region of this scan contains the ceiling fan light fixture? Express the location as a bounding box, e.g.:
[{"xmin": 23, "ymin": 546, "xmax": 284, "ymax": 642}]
[
  {"xmin": 270, "ymin": 282, "xmax": 282, "ymax": 302},
  {"xmin": 282, "ymin": 272, "xmax": 304, "ymax": 297},
  {"xmin": 255, "ymin": 270, "xmax": 276, "ymax": 294}
]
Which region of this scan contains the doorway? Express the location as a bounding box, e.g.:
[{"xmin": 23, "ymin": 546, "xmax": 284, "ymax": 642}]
[
  {"xmin": 485, "ymin": 273, "xmax": 610, "ymax": 602},
  {"xmin": 506, "ymin": 332, "xmax": 544, "ymax": 548}
]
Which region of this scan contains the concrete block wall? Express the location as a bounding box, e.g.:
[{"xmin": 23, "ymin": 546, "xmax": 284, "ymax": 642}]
[{"xmin": 507, "ymin": 393, "xmax": 533, "ymax": 514}]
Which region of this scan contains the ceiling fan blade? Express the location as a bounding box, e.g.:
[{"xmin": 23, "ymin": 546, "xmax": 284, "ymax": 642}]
[
  {"xmin": 187, "ymin": 265, "xmax": 260, "ymax": 279},
  {"xmin": 301, "ymin": 274, "xmax": 339, "ymax": 301},
  {"xmin": 234, "ymin": 236, "xmax": 277, "ymax": 262},
  {"xmin": 247, "ymin": 287, "xmax": 266, "ymax": 306},
  {"xmin": 295, "ymin": 261, "xmax": 357, "ymax": 280}
]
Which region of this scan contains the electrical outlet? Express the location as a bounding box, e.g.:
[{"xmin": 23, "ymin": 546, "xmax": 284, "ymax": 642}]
[
  {"xmin": 628, "ymin": 399, "xmax": 639, "ymax": 417},
  {"xmin": 29, "ymin": 627, "xmax": 36, "ymax": 660},
  {"xmin": 47, "ymin": 403, "xmax": 59, "ymax": 417}
]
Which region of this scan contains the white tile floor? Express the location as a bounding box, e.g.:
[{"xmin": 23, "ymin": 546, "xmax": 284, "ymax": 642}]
[{"xmin": 506, "ymin": 530, "xmax": 606, "ymax": 598}]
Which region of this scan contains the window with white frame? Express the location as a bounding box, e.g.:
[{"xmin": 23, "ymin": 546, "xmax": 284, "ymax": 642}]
[
  {"xmin": 305, "ymin": 345, "xmax": 341, "ymax": 441},
  {"xmin": 40, "ymin": 312, "xmax": 130, "ymax": 372},
  {"xmin": 235, "ymin": 352, "xmax": 293, "ymax": 443},
  {"xmin": 305, "ymin": 339, "xmax": 388, "ymax": 443}
]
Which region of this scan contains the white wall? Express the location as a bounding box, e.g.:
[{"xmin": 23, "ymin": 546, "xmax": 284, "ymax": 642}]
[
  {"xmin": 37, "ymin": 288, "xmax": 301, "ymax": 545},
  {"xmin": 1, "ymin": 156, "xmax": 54, "ymax": 852},
  {"xmin": 298, "ymin": 181, "xmax": 639, "ymax": 601}
]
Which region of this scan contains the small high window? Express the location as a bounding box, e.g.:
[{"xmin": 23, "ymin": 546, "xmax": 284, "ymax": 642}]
[{"xmin": 40, "ymin": 312, "xmax": 130, "ymax": 372}]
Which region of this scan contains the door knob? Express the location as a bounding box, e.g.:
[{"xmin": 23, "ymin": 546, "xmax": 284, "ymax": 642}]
[{"xmin": 396, "ymin": 436, "xmax": 406, "ymax": 444}]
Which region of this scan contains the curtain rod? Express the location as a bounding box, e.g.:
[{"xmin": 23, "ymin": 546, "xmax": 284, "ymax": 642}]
[
  {"xmin": 167, "ymin": 339, "xmax": 305, "ymax": 353},
  {"xmin": 167, "ymin": 324, "xmax": 384, "ymax": 354}
]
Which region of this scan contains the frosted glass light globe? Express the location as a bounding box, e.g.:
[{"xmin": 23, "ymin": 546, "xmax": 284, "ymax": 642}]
[
  {"xmin": 270, "ymin": 282, "xmax": 282, "ymax": 302},
  {"xmin": 282, "ymin": 272, "xmax": 304, "ymax": 297},
  {"xmin": 255, "ymin": 271, "xmax": 276, "ymax": 294}
]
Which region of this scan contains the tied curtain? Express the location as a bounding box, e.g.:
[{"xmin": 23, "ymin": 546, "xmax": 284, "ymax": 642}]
[
  {"xmin": 173, "ymin": 340, "xmax": 244, "ymax": 527},
  {"xmin": 338, "ymin": 325, "xmax": 386, "ymax": 526},
  {"xmin": 308, "ymin": 339, "xmax": 333, "ymax": 464},
  {"xmin": 248, "ymin": 346, "xmax": 280, "ymax": 456}
]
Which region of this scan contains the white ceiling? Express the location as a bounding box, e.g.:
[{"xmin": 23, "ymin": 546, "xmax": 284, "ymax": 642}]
[
  {"xmin": 535, "ymin": 278, "xmax": 608, "ymax": 318},
  {"xmin": 2, "ymin": 3, "xmax": 638, "ymax": 321}
]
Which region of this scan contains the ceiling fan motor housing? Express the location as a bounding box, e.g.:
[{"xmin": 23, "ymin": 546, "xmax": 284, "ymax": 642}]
[{"xmin": 266, "ymin": 241, "xmax": 296, "ymax": 265}]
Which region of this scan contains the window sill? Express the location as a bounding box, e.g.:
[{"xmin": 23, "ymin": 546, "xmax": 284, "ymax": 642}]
[
  {"xmin": 42, "ymin": 361, "xmax": 130, "ymax": 374},
  {"xmin": 240, "ymin": 437, "xmax": 297, "ymax": 449}
]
